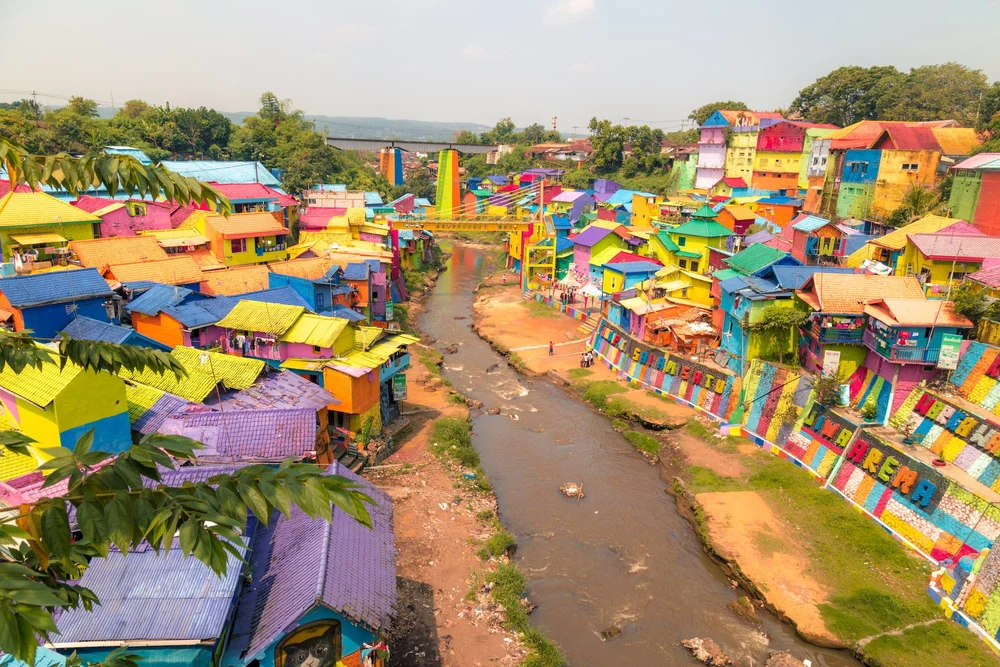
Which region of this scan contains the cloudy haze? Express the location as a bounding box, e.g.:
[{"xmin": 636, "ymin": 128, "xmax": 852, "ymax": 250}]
[{"xmin": 2, "ymin": 0, "xmax": 998, "ymax": 132}]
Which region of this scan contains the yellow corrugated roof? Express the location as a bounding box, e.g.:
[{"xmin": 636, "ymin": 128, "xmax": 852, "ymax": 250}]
[
  {"xmin": 205, "ymin": 212, "xmax": 287, "ymax": 239},
  {"xmin": 591, "ymin": 220, "xmax": 622, "ymax": 230},
  {"xmin": 286, "ymin": 241, "xmax": 319, "ymax": 260},
  {"xmin": 365, "ymin": 334, "xmax": 419, "ymax": 361},
  {"xmin": 0, "ymin": 355, "xmax": 83, "ymax": 407},
  {"xmin": 10, "ymin": 232, "xmax": 68, "ymax": 246},
  {"xmin": 0, "ymin": 192, "xmax": 100, "ymax": 228},
  {"xmin": 267, "ymin": 258, "xmax": 339, "ymax": 280},
  {"xmin": 92, "ymin": 202, "xmax": 126, "ymax": 217},
  {"xmin": 216, "ymin": 301, "xmax": 304, "ymax": 335},
  {"xmin": 354, "ymin": 326, "xmax": 384, "ymax": 350},
  {"xmin": 125, "ymin": 383, "xmax": 165, "ymax": 423},
  {"xmin": 931, "ymin": 128, "xmax": 982, "ymax": 156},
  {"xmin": 280, "ymin": 358, "xmax": 328, "ymax": 372},
  {"xmin": 0, "ymin": 441, "xmax": 37, "ymax": 482},
  {"xmin": 121, "ymin": 347, "xmax": 265, "ymax": 402},
  {"xmin": 280, "ymin": 313, "xmax": 349, "ymax": 348},
  {"xmin": 589, "ymin": 246, "xmax": 623, "ymax": 266},
  {"xmin": 870, "ymin": 214, "xmax": 957, "ymax": 251}
]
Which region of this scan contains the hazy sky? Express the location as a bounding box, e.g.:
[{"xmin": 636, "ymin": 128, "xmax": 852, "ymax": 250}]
[{"xmin": 2, "ymin": 0, "xmax": 999, "ymax": 133}]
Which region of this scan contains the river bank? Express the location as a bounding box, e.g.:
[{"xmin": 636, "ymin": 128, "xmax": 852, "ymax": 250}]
[{"xmin": 471, "ymin": 278, "xmax": 997, "ymax": 666}]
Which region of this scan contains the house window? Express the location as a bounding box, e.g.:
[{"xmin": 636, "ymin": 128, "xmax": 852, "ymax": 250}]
[
  {"xmin": 761, "ymin": 158, "xmax": 769, "ymax": 166},
  {"xmin": 691, "ymin": 262, "xmax": 699, "ymax": 272},
  {"xmin": 677, "ymin": 237, "xmax": 686, "ymax": 246},
  {"xmin": 231, "ymin": 238, "xmax": 247, "ymax": 253},
  {"xmin": 902, "ymin": 163, "xmax": 919, "ymax": 172},
  {"xmin": 860, "ymin": 164, "xmax": 868, "ymax": 177},
  {"xmin": 821, "ymin": 156, "xmax": 827, "ymax": 165},
  {"xmin": 190, "ymin": 328, "xmax": 201, "ymax": 348},
  {"xmin": 679, "ymin": 260, "xmax": 688, "ymax": 269},
  {"xmin": 313, "ymin": 345, "xmax": 321, "ymax": 354},
  {"xmin": 682, "ymin": 288, "xmax": 689, "ymax": 297},
  {"xmin": 316, "ymin": 292, "xmax": 325, "ymax": 309},
  {"xmin": 812, "ymin": 157, "xmax": 819, "ymax": 165},
  {"xmin": 850, "ymin": 163, "xmax": 859, "ymax": 174}
]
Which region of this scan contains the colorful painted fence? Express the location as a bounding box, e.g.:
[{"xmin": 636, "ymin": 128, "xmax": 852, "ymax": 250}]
[
  {"xmin": 532, "ymin": 292, "xmax": 590, "ymax": 322},
  {"xmin": 937, "ymin": 543, "xmax": 1000, "ymax": 643},
  {"xmin": 784, "ymin": 402, "xmax": 858, "ymax": 478},
  {"xmin": 952, "ymin": 341, "xmax": 1000, "ymax": 415},
  {"xmin": 591, "ymin": 318, "xmax": 741, "ymax": 420},
  {"xmin": 740, "ymin": 359, "xmax": 813, "ymax": 446},
  {"xmin": 892, "ymin": 388, "xmax": 1000, "ymax": 493}
]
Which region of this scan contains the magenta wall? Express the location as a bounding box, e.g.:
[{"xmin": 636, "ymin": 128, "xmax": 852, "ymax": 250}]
[
  {"xmin": 99, "ymin": 207, "xmax": 172, "ymax": 237},
  {"xmin": 756, "ymin": 123, "xmax": 806, "ymax": 153},
  {"xmin": 283, "ymin": 342, "xmax": 334, "ymax": 359},
  {"xmin": 573, "ymin": 246, "xmax": 590, "ymax": 277}
]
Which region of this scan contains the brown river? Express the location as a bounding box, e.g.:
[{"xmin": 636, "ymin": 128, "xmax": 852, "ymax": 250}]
[{"xmin": 419, "ymin": 244, "xmax": 859, "ymax": 666}]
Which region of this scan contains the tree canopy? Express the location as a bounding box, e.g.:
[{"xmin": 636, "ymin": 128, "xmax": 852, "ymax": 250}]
[
  {"xmin": 688, "ymin": 101, "xmax": 749, "ymax": 126},
  {"xmin": 790, "ymin": 62, "xmax": 991, "ymax": 127}
]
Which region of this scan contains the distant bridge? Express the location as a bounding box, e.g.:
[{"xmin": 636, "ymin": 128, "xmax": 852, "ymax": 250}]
[
  {"xmin": 324, "ymin": 137, "xmax": 497, "ymax": 154},
  {"xmin": 392, "ymin": 215, "xmax": 533, "ymax": 232}
]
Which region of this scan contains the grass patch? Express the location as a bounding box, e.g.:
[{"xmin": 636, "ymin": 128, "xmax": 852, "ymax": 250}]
[
  {"xmin": 684, "ymin": 419, "xmax": 713, "ymax": 439},
  {"xmin": 605, "ymin": 396, "xmax": 669, "ymax": 423},
  {"xmin": 567, "ymin": 368, "xmax": 592, "ymax": 381},
  {"xmin": 862, "ymin": 619, "xmax": 999, "ymax": 667},
  {"xmin": 687, "ymin": 465, "xmax": 742, "ymax": 492},
  {"xmin": 430, "ymin": 417, "xmax": 479, "ymax": 468},
  {"xmin": 477, "ymin": 526, "xmax": 516, "ymax": 560},
  {"xmin": 521, "ymin": 300, "xmax": 560, "ymax": 319},
  {"xmin": 820, "ymin": 588, "xmax": 932, "ymax": 644},
  {"xmin": 610, "ymin": 418, "xmax": 628, "ymax": 431},
  {"xmin": 447, "ymin": 392, "xmax": 467, "ymax": 405},
  {"xmin": 487, "ymin": 564, "xmax": 565, "ymax": 667},
  {"xmin": 623, "ymin": 430, "xmax": 660, "ymax": 455},
  {"xmin": 582, "ymin": 381, "xmax": 627, "ymax": 410},
  {"xmin": 752, "ymin": 530, "xmax": 790, "ymax": 557},
  {"xmin": 476, "ymin": 509, "xmax": 495, "ymax": 522}
]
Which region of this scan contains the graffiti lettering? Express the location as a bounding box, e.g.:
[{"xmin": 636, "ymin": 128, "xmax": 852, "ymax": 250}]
[
  {"xmin": 878, "ymin": 456, "xmax": 899, "ymax": 483},
  {"xmin": 862, "ymin": 447, "xmax": 883, "ymax": 474},
  {"xmin": 846, "ymin": 439, "xmax": 868, "ymax": 464},
  {"xmin": 910, "ymin": 479, "xmax": 938, "ymax": 508},
  {"xmin": 892, "ymin": 466, "xmax": 918, "ymax": 494}
]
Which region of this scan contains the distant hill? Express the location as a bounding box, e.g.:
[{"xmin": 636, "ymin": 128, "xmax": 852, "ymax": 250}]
[{"xmin": 95, "ymin": 106, "xmax": 491, "ymax": 141}]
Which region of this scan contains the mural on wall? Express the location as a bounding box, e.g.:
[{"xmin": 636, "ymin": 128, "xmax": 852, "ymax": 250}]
[
  {"xmin": 740, "ymin": 360, "xmax": 812, "ymax": 445},
  {"xmin": 277, "ymin": 621, "xmax": 343, "ymax": 667},
  {"xmin": 829, "ymin": 430, "xmax": 1000, "ymax": 562},
  {"xmin": 951, "ymin": 341, "xmax": 1000, "ymax": 415},
  {"xmin": 941, "ymin": 545, "xmax": 1000, "ymax": 641},
  {"xmin": 846, "ymin": 365, "xmax": 893, "ymax": 423},
  {"xmin": 591, "ymin": 319, "xmax": 741, "ymax": 420},
  {"xmin": 891, "ymin": 388, "xmax": 1000, "ymax": 492},
  {"xmin": 784, "ymin": 402, "xmax": 857, "ymax": 477}
]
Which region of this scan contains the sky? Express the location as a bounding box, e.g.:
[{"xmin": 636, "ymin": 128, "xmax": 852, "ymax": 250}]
[{"xmin": 2, "ymin": 0, "xmax": 999, "ymax": 134}]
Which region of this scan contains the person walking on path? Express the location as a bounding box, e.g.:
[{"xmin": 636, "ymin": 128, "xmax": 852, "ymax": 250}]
[{"xmin": 549, "ymin": 341, "xmax": 554, "ymax": 356}]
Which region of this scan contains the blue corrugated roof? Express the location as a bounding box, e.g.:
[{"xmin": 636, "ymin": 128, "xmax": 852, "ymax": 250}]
[
  {"xmin": 768, "ymin": 265, "xmax": 855, "ymax": 290},
  {"xmin": 321, "ymin": 305, "xmax": 366, "ymax": 322},
  {"xmin": 159, "ymin": 160, "xmax": 280, "ymax": 186},
  {"xmin": 364, "ymin": 191, "xmax": 383, "ymax": 206},
  {"xmin": 62, "ymin": 316, "xmax": 137, "ymax": 344},
  {"xmin": 486, "ymin": 175, "xmax": 508, "ymax": 184},
  {"xmin": 0, "ymin": 646, "xmax": 65, "ymax": 667},
  {"xmin": 791, "ymin": 215, "xmax": 834, "ymax": 232},
  {"xmin": 126, "ymin": 284, "xmax": 234, "ymax": 328},
  {"xmin": 414, "ymin": 197, "xmax": 432, "ymax": 207},
  {"xmin": 237, "ymin": 285, "xmax": 313, "ymax": 311},
  {"xmin": 555, "ymin": 237, "xmax": 574, "ymax": 253},
  {"xmin": 719, "ymin": 276, "xmax": 749, "ymax": 293},
  {"xmin": 54, "ymin": 541, "xmax": 248, "ymax": 645},
  {"xmin": 552, "ymin": 215, "xmax": 572, "ymax": 229},
  {"xmin": 104, "ymin": 145, "xmax": 152, "ymax": 165},
  {"xmin": 603, "ymin": 261, "xmax": 662, "ymax": 274},
  {"xmin": 343, "ymin": 262, "xmax": 370, "ymax": 280},
  {"xmin": 605, "ymin": 189, "xmax": 636, "ymax": 206},
  {"xmin": 844, "ymin": 233, "xmax": 876, "ymax": 255},
  {"xmin": 757, "ymin": 197, "xmax": 803, "ymax": 206},
  {"xmin": 0, "ymin": 268, "xmax": 113, "ymax": 307},
  {"xmin": 127, "ymin": 284, "xmax": 194, "ymax": 316}
]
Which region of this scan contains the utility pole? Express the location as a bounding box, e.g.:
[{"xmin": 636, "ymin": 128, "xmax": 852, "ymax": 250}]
[{"xmin": 551, "ymin": 116, "xmax": 558, "ymax": 132}]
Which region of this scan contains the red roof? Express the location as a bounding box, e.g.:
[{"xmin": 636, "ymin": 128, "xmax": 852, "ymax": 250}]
[
  {"xmin": 710, "ymin": 195, "xmax": 731, "ymax": 203},
  {"xmin": 968, "ymin": 265, "xmax": 1000, "ymax": 288},
  {"xmin": 610, "ymin": 251, "xmax": 661, "ymax": 266},
  {"xmin": 908, "ymin": 233, "xmax": 1000, "ymax": 261},
  {"xmin": 208, "ymin": 182, "xmax": 297, "ymax": 208},
  {"xmin": 72, "ymin": 196, "xmax": 120, "ymax": 213},
  {"xmin": 0, "ymin": 181, "xmax": 36, "ymax": 197},
  {"xmin": 722, "ymin": 177, "xmax": 747, "ymax": 188},
  {"xmin": 871, "ymin": 126, "xmax": 942, "ymax": 152},
  {"xmin": 497, "ymin": 184, "xmax": 519, "ymax": 192}
]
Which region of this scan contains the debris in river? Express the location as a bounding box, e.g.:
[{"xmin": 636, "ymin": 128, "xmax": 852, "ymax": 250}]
[
  {"xmin": 599, "ymin": 626, "xmax": 622, "ymax": 641},
  {"xmin": 486, "ymin": 407, "xmax": 500, "ymax": 415},
  {"xmin": 467, "ymin": 398, "xmax": 483, "ymax": 410},
  {"xmin": 559, "ymin": 483, "xmax": 585, "ymax": 499},
  {"xmin": 486, "ymin": 363, "xmax": 500, "ymax": 374},
  {"xmin": 765, "ymin": 651, "xmax": 810, "ymax": 667},
  {"xmin": 680, "ymin": 637, "xmax": 731, "ymax": 666},
  {"xmin": 509, "ymin": 413, "xmax": 519, "ymax": 421},
  {"xmin": 453, "ymin": 316, "xmax": 467, "ymax": 320},
  {"xmin": 443, "ymin": 344, "xmax": 459, "ymax": 354}
]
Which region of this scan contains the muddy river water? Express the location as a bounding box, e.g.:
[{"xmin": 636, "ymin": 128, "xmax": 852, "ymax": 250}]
[{"xmin": 418, "ymin": 244, "xmax": 859, "ymax": 666}]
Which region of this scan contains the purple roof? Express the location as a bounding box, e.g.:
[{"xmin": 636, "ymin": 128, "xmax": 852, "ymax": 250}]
[
  {"xmin": 133, "ymin": 392, "xmax": 191, "ymax": 435},
  {"xmin": 744, "ymin": 229, "xmax": 774, "ymax": 246},
  {"xmin": 572, "ymin": 226, "xmax": 614, "ymax": 247},
  {"xmin": 212, "ymin": 370, "xmax": 339, "ymax": 411},
  {"xmin": 158, "ymin": 408, "xmax": 317, "ymax": 462},
  {"xmin": 226, "ymin": 462, "xmax": 396, "ymax": 660},
  {"xmin": 53, "ymin": 539, "xmax": 248, "ymax": 646}
]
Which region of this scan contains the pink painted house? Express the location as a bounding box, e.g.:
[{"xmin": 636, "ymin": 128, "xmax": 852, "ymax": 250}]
[
  {"xmin": 73, "ymin": 196, "xmax": 173, "ymax": 237},
  {"xmin": 215, "ymin": 302, "xmax": 356, "ymax": 365}
]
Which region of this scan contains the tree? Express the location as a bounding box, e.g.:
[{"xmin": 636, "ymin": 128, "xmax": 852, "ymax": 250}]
[
  {"xmin": 481, "ymin": 117, "xmax": 517, "ymax": 145},
  {"xmin": 521, "ymin": 123, "xmax": 546, "ymax": 145},
  {"xmin": 747, "ymin": 306, "xmax": 808, "ymax": 365},
  {"xmin": 0, "ymin": 135, "xmax": 231, "ymax": 215},
  {"xmin": 452, "ymin": 130, "xmax": 480, "ymax": 145},
  {"xmin": 587, "ymin": 117, "xmax": 627, "ymax": 173},
  {"xmin": 561, "ymin": 168, "xmax": 591, "ymax": 189},
  {"xmin": 0, "ymin": 99, "xmax": 42, "ymax": 121},
  {"xmin": 67, "ymin": 96, "xmax": 99, "ymax": 118},
  {"xmin": 688, "ymin": 101, "xmax": 749, "ymax": 126},
  {"xmin": 118, "ymin": 99, "xmax": 150, "ymax": 119},
  {"xmin": 885, "ymin": 185, "xmax": 945, "ymax": 227},
  {"xmin": 951, "ymin": 282, "xmax": 992, "ymax": 330},
  {"xmin": 881, "ymin": 63, "xmax": 989, "ymax": 126},
  {"xmin": 789, "ymin": 66, "xmax": 904, "ymax": 126}
]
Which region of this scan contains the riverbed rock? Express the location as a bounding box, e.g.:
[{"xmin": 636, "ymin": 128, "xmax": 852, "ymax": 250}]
[
  {"xmin": 765, "ymin": 651, "xmax": 806, "ymax": 667},
  {"xmin": 467, "ymin": 398, "xmax": 483, "ymax": 410},
  {"xmin": 453, "ymin": 316, "xmax": 467, "ymax": 320},
  {"xmin": 426, "ymin": 378, "xmax": 443, "ymax": 392},
  {"xmin": 727, "ymin": 595, "xmax": 761, "ymax": 625},
  {"xmin": 559, "ymin": 483, "xmax": 584, "ymax": 499},
  {"xmin": 680, "ymin": 638, "xmax": 731, "ymax": 666},
  {"xmin": 486, "ymin": 407, "xmax": 501, "ymax": 415},
  {"xmin": 599, "ymin": 626, "xmax": 622, "ymax": 641},
  {"xmin": 443, "ymin": 344, "xmax": 459, "ymax": 354}
]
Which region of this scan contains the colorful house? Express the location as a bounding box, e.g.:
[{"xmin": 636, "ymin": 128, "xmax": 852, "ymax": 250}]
[
  {"xmin": 0, "ymin": 268, "xmax": 115, "ymax": 338},
  {"xmin": 105, "ymin": 256, "xmax": 203, "ymax": 289},
  {"xmin": 72, "ymin": 196, "xmax": 173, "ymax": 237},
  {"xmin": 70, "ymin": 235, "xmax": 167, "ymax": 269},
  {"xmin": 899, "ymin": 221, "xmax": 1000, "ymax": 297},
  {"xmin": 630, "ymin": 192, "xmax": 662, "ymax": 227},
  {"xmin": 710, "ymin": 177, "xmax": 750, "ymax": 199},
  {"xmin": 752, "ymin": 121, "xmax": 837, "ymax": 194},
  {"xmin": 127, "ymin": 284, "xmax": 234, "ymax": 349},
  {"xmin": 0, "ymin": 352, "xmax": 132, "ymax": 457},
  {"xmin": 207, "ymin": 181, "xmax": 299, "ymax": 228},
  {"xmin": 216, "ymin": 301, "xmax": 306, "ymax": 364},
  {"xmin": 601, "ymin": 261, "xmax": 663, "ymax": 294},
  {"xmin": 862, "ymin": 298, "xmax": 972, "ymax": 367},
  {"xmin": 849, "ymin": 214, "xmax": 958, "ymax": 273},
  {"xmin": 201, "ymin": 265, "xmax": 272, "ymax": 295},
  {"xmin": 61, "ymin": 315, "xmax": 171, "ymax": 351},
  {"xmin": 199, "ymin": 212, "xmax": 290, "ymax": 266},
  {"xmin": 695, "ymin": 110, "xmax": 736, "ymax": 189},
  {"xmin": 571, "ymin": 225, "xmax": 625, "ymax": 282},
  {"xmin": 664, "ymin": 205, "xmax": 731, "ymax": 275},
  {"xmin": 752, "ymin": 196, "xmax": 802, "ymax": 226},
  {"xmin": 796, "ymin": 274, "xmax": 926, "ymax": 379},
  {"xmin": 788, "ymin": 215, "xmax": 849, "ymax": 266},
  {"xmin": 724, "ymin": 111, "xmax": 786, "ymax": 184},
  {"xmin": 0, "ymin": 191, "xmax": 100, "ymax": 263},
  {"xmin": 268, "ymin": 258, "xmax": 354, "ymax": 313},
  {"xmin": 948, "ymin": 153, "xmax": 1000, "ymax": 236},
  {"xmin": 715, "ymin": 204, "xmax": 759, "ymax": 235}
]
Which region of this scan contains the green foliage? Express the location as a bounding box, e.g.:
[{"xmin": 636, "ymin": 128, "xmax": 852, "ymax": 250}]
[
  {"xmin": 819, "ymin": 588, "xmax": 933, "ymax": 643},
  {"xmin": 688, "ymin": 101, "xmax": 749, "ymax": 126},
  {"xmin": 791, "ymin": 62, "xmax": 990, "ymax": 127},
  {"xmin": 430, "ymin": 417, "xmax": 480, "ymax": 468},
  {"xmin": 561, "ymin": 168, "xmax": 591, "ymax": 190},
  {"xmin": 477, "ymin": 527, "xmax": 516, "ymax": 560},
  {"xmin": 951, "ymin": 282, "xmax": 1000, "ymax": 330},
  {"xmin": 861, "ymin": 619, "xmax": 1000, "ymax": 667},
  {"xmin": 587, "ymin": 118, "xmax": 665, "ymax": 174},
  {"xmin": 582, "ymin": 380, "xmax": 627, "ymax": 410},
  {"xmin": 685, "ymin": 419, "xmax": 713, "ymax": 440},
  {"xmin": 814, "ymin": 374, "xmax": 842, "ymax": 406},
  {"xmin": 623, "ymin": 430, "xmax": 660, "ymax": 455},
  {"xmin": 747, "ymin": 306, "xmax": 807, "ymax": 365}
]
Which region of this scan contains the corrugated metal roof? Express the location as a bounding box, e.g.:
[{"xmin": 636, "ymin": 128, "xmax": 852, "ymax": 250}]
[
  {"xmin": 952, "ymin": 153, "xmax": 1000, "ymax": 171},
  {"xmin": 200, "ymin": 265, "xmax": 271, "ymax": 296},
  {"xmin": 280, "ymin": 313, "xmax": 349, "ymax": 348},
  {"xmin": 121, "ymin": 347, "xmax": 264, "ymax": 402},
  {"xmin": 268, "ymin": 257, "xmax": 339, "ymax": 281},
  {"xmin": 870, "ymin": 214, "xmax": 959, "ymax": 251},
  {"xmin": 205, "ymin": 212, "xmax": 287, "ymax": 239},
  {"xmin": 670, "ymin": 219, "xmax": 731, "ymax": 238},
  {"xmin": 791, "ymin": 215, "xmax": 835, "ymax": 232},
  {"xmin": 909, "ymin": 232, "xmax": 1000, "ymax": 261},
  {"xmin": 320, "ymin": 305, "xmax": 366, "ymax": 322},
  {"xmin": 798, "ymin": 274, "xmax": 925, "ymax": 314},
  {"xmin": 603, "ymin": 261, "xmax": 663, "ymax": 274},
  {"xmin": 213, "ymin": 370, "xmax": 337, "ymax": 411},
  {"xmin": 53, "ymin": 541, "xmax": 248, "ymax": 646},
  {"xmin": 159, "ymin": 160, "xmax": 280, "ymax": 186},
  {"xmin": 0, "ymin": 192, "xmax": 100, "ymax": 228},
  {"xmin": 724, "ymin": 244, "xmax": 787, "ymax": 275},
  {"xmin": 864, "ymin": 298, "xmax": 972, "ymax": 327},
  {"xmin": 61, "ymin": 316, "xmax": 139, "ymax": 344},
  {"xmin": 227, "ymin": 463, "xmax": 395, "ymax": 658},
  {"xmin": 0, "ymin": 267, "xmax": 112, "ymax": 307},
  {"xmin": 104, "ymin": 145, "xmax": 153, "ymax": 165},
  {"xmin": 216, "ymin": 301, "xmax": 304, "ymax": 335},
  {"xmin": 158, "ymin": 408, "xmax": 317, "ymax": 461},
  {"xmin": 108, "ymin": 256, "xmax": 203, "ymax": 287}
]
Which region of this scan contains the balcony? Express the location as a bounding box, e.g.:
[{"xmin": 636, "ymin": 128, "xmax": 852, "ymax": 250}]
[
  {"xmin": 813, "ymin": 323, "xmax": 864, "ymax": 344},
  {"xmin": 863, "ymin": 329, "xmax": 940, "ymax": 364}
]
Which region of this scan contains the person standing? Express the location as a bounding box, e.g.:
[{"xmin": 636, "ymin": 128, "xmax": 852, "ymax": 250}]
[{"xmin": 549, "ymin": 341, "xmax": 554, "ymax": 356}]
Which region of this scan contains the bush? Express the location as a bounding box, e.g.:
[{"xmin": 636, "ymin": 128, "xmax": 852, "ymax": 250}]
[
  {"xmin": 582, "ymin": 381, "xmax": 627, "ymax": 410},
  {"xmin": 624, "ymin": 430, "xmax": 659, "ymax": 455},
  {"xmin": 430, "ymin": 417, "xmax": 479, "ymax": 468},
  {"xmin": 487, "ymin": 564, "xmax": 565, "ymax": 666},
  {"xmin": 477, "ymin": 528, "xmax": 516, "ymax": 560}
]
